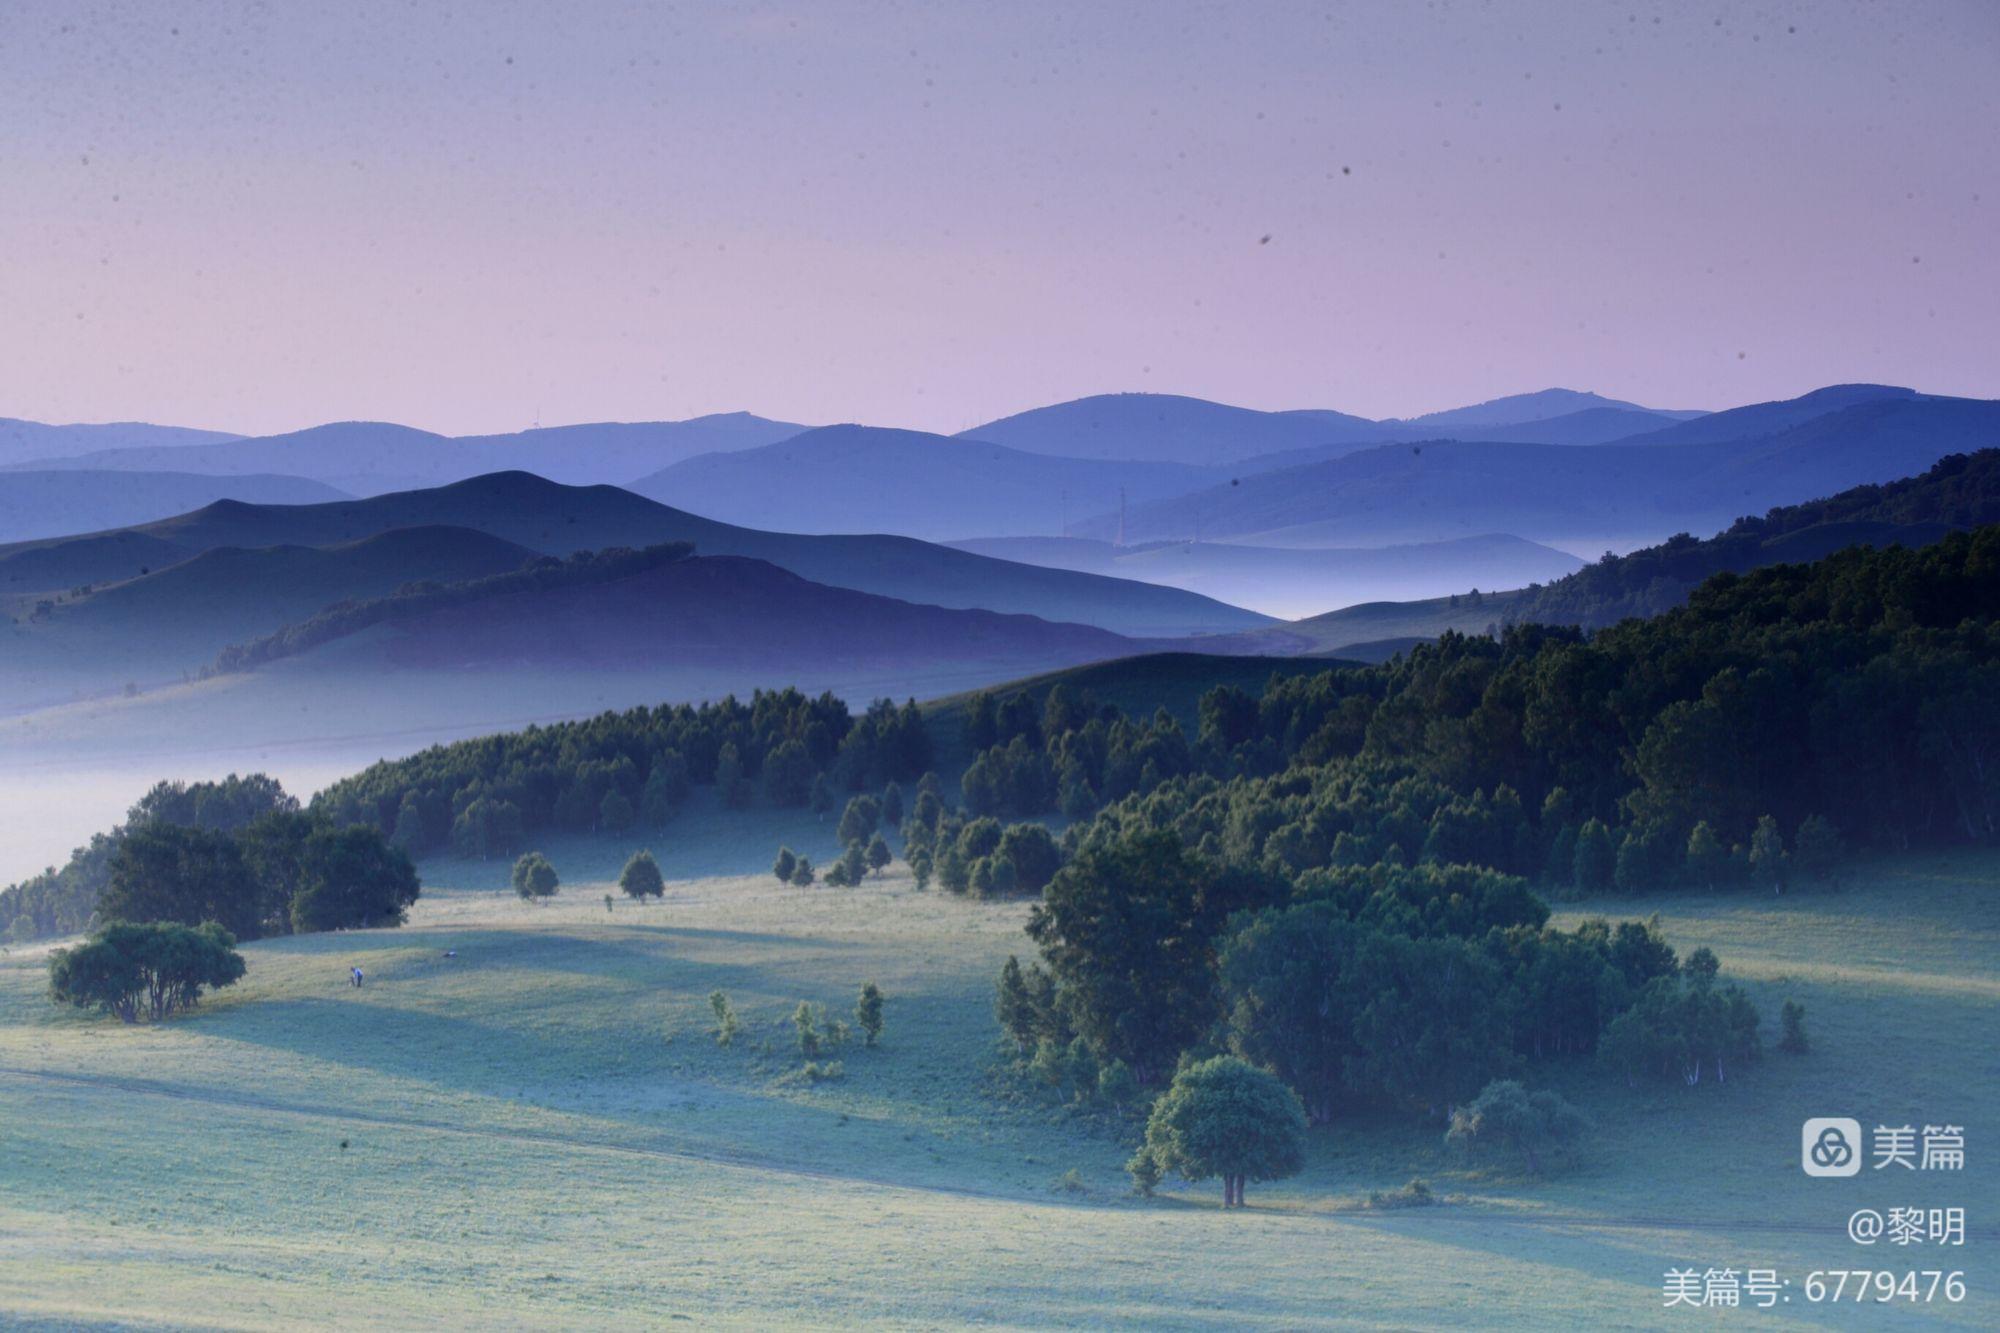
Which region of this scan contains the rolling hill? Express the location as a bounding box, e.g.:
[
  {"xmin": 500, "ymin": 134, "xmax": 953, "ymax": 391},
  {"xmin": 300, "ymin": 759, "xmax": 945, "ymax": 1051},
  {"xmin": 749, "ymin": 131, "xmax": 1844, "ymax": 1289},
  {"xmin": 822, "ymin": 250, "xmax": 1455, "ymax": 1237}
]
[
  {"xmin": 223, "ymin": 551, "xmax": 1144, "ymax": 680},
  {"xmin": 1388, "ymin": 387, "xmax": 1705, "ymax": 431},
  {"xmin": 4, "ymin": 414, "xmax": 808, "ymax": 494},
  {"xmin": 0, "ymin": 469, "xmax": 349, "ymax": 545},
  {"xmin": 1081, "ymin": 387, "xmax": 2000, "ymax": 551},
  {"xmin": 628, "ymin": 424, "xmax": 1225, "ymax": 541},
  {"xmin": 959, "ymin": 393, "xmax": 1388, "ymax": 466},
  {"xmin": 946, "ymin": 532, "xmax": 1582, "ymax": 619},
  {"xmin": 0, "ymin": 526, "xmax": 543, "ymax": 712},
  {"xmin": 54, "ymin": 526, "xmax": 539, "ymax": 645},
  {"xmin": 0, "ymin": 472, "xmax": 1271, "ymax": 640}
]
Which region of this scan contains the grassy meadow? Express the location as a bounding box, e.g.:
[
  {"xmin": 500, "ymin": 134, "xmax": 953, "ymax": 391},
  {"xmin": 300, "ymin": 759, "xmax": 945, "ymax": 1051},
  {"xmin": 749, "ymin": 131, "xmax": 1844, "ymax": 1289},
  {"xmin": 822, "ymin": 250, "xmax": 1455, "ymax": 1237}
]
[{"xmin": 1, "ymin": 822, "xmax": 1994, "ymax": 1329}]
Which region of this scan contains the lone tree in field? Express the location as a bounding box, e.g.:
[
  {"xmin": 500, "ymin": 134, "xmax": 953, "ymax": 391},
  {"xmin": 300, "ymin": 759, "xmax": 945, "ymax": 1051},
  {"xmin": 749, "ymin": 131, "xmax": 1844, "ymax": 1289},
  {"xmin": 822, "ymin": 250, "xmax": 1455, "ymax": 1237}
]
[
  {"xmin": 619, "ymin": 850, "xmax": 665, "ymax": 904},
  {"xmin": 1445, "ymin": 1079, "xmax": 1590, "ymax": 1175},
  {"xmin": 856, "ymin": 981, "xmax": 884, "ymax": 1046},
  {"xmin": 1778, "ymin": 999, "xmax": 1810, "ymax": 1054},
  {"xmin": 994, "ymin": 955, "xmax": 1037, "ymax": 1052},
  {"xmin": 837, "ymin": 794, "xmax": 881, "ymax": 848},
  {"xmin": 865, "ymin": 833, "xmax": 893, "ymax": 876},
  {"xmin": 772, "ymin": 846, "xmax": 798, "ymax": 884},
  {"xmin": 1142, "ymin": 1055, "xmax": 1307, "ymax": 1208},
  {"xmin": 48, "ymin": 921, "xmax": 246, "ymax": 1023},
  {"xmin": 512, "ymin": 852, "xmax": 559, "ymax": 904},
  {"xmin": 708, "ymin": 990, "xmax": 740, "ymax": 1047},
  {"xmin": 790, "ymin": 857, "xmax": 815, "ymax": 887}
]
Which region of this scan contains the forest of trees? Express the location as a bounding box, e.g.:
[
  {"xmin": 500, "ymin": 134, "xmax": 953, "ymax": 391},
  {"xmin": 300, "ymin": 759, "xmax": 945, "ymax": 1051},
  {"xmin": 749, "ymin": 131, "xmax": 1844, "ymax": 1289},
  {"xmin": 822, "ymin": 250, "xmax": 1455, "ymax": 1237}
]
[
  {"xmin": 981, "ymin": 529, "xmax": 1999, "ymax": 1142},
  {"xmin": 315, "ymin": 688, "xmax": 933, "ymax": 859},
  {"xmin": 961, "ymin": 527, "xmax": 2000, "ymax": 896}
]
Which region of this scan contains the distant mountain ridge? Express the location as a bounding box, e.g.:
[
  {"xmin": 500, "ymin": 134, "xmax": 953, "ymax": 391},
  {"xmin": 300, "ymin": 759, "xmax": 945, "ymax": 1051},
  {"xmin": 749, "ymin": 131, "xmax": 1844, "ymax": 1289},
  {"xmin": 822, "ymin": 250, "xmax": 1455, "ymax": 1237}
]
[
  {"xmin": 946, "ymin": 532, "xmax": 1583, "ymax": 620},
  {"xmin": 1079, "ymin": 387, "xmax": 2000, "ymax": 551},
  {"xmin": 2, "ymin": 413, "xmax": 810, "ymax": 494},
  {"xmin": 0, "ymin": 418, "xmax": 243, "ymax": 467},
  {"xmin": 959, "ymin": 389, "xmax": 1708, "ymax": 469},
  {"xmin": 628, "ymin": 423, "xmax": 1226, "ymax": 541},
  {"xmin": 1389, "ymin": 387, "xmax": 1706, "ymax": 430}
]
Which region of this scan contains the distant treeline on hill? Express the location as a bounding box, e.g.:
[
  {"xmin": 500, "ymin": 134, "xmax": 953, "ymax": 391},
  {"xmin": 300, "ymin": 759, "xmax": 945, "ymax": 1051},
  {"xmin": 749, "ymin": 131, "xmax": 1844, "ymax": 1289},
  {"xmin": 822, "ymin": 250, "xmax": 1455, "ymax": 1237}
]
[
  {"xmin": 957, "ymin": 526, "xmax": 2000, "ymax": 893},
  {"xmin": 210, "ymin": 540, "xmax": 696, "ymax": 674},
  {"xmin": 314, "ymin": 688, "xmax": 934, "ymax": 858},
  {"xmin": 1496, "ymin": 450, "xmax": 2000, "ymax": 630}
]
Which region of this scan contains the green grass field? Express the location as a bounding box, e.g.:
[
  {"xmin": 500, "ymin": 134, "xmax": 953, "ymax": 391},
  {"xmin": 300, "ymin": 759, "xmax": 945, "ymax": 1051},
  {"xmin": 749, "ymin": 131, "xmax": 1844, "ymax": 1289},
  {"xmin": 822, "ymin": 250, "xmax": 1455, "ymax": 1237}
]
[{"xmin": 2, "ymin": 832, "xmax": 1994, "ymax": 1329}]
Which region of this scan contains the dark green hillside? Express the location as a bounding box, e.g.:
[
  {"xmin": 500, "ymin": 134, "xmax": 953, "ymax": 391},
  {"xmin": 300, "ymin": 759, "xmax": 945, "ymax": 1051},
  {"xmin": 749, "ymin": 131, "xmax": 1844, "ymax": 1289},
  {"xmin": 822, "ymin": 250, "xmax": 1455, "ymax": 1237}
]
[
  {"xmin": 1502, "ymin": 449, "xmax": 2000, "ymax": 628},
  {"xmin": 1063, "ymin": 526, "xmax": 2000, "ymax": 897}
]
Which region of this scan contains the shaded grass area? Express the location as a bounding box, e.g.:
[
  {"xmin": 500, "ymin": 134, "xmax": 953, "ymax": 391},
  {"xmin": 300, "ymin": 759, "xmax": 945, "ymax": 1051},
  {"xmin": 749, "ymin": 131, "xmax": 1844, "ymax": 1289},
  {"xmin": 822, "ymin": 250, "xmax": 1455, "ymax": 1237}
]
[{"xmin": 1, "ymin": 849, "xmax": 1995, "ymax": 1328}]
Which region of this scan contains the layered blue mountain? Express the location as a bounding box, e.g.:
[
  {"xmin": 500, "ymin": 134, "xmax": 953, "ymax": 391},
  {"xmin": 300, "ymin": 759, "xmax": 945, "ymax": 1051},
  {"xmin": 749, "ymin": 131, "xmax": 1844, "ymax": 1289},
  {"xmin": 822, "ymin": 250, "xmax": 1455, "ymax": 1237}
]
[
  {"xmin": 0, "ymin": 418, "xmax": 243, "ymax": 467},
  {"xmin": 628, "ymin": 424, "xmax": 1225, "ymax": 541},
  {"xmin": 0, "ymin": 470, "xmax": 350, "ymax": 544},
  {"xmin": 2, "ymin": 414, "xmax": 808, "ymax": 494},
  {"xmin": 1388, "ymin": 388, "xmax": 1706, "ymax": 431},
  {"xmin": 947, "ymin": 533, "xmax": 1582, "ymax": 620},
  {"xmin": 960, "ymin": 393, "xmax": 1386, "ymax": 466},
  {"xmin": 0, "ymin": 472, "xmax": 1269, "ymax": 639},
  {"xmin": 1078, "ymin": 387, "xmax": 2000, "ymax": 551}
]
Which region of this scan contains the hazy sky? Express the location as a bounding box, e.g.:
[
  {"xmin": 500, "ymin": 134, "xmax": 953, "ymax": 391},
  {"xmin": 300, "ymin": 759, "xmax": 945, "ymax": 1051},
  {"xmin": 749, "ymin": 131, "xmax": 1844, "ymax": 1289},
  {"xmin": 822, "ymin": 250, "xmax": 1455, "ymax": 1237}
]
[{"xmin": 3, "ymin": 1, "xmax": 1994, "ymax": 437}]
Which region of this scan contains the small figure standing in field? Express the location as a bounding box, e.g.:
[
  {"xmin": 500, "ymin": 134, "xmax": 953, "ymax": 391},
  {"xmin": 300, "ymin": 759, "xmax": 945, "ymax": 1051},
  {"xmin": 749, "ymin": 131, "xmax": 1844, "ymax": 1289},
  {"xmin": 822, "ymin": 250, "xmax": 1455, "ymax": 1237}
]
[
  {"xmin": 354, "ymin": 966, "xmax": 365, "ymax": 988},
  {"xmin": 604, "ymin": 893, "xmax": 614, "ymax": 913},
  {"xmin": 349, "ymin": 966, "xmax": 359, "ymax": 988}
]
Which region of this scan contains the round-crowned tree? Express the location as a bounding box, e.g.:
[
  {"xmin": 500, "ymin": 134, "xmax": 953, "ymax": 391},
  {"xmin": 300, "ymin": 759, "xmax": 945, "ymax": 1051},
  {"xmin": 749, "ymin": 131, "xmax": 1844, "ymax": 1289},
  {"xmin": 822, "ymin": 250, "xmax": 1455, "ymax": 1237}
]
[
  {"xmin": 1142, "ymin": 1055, "xmax": 1307, "ymax": 1208},
  {"xmin": 619, "ymin": 850, "xmax": 665, "ymax": 904},
  {"xmin": 512, "ymin": 851, "xmax": 559, "ymax": 904}
]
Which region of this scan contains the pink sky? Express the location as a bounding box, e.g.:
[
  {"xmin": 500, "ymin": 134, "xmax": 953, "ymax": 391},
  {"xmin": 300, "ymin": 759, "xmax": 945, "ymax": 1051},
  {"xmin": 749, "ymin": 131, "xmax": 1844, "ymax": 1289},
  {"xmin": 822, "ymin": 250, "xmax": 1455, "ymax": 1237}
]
[{"xmin": 2, "ymin": 1, "xmax": 1994, "ymax": 437}]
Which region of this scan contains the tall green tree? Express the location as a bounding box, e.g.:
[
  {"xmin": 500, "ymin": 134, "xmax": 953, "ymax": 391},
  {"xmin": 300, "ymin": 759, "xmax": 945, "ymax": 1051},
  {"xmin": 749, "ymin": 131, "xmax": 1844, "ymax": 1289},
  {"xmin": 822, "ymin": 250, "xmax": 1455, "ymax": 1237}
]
[
  {"xmin": 512, "ymin": 852, "xmax": 559, "ymax": 903},
  {"xmin": 1027, "ymin": 831, "xmax": 1273, "ymax": 1083},
  {"xmin": 619, "ymin": 850, "xmax": 665, "ymax": 904},
  {"xmin": 1142, "ymin": 1056, "xmax": 1307, "ymax": 1208}
]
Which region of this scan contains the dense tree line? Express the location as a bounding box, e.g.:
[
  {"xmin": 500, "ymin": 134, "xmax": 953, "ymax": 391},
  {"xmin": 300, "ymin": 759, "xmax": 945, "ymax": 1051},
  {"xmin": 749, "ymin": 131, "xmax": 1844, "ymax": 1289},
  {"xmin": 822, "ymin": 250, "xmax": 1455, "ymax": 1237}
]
[
  {"xmin": 980, "ymin": 534, "xmax": 2000, "ymax": 1149},
  {"xmin": 1003, "ymin": 825, "xmax": 1760, "ymax": 1131},
  {"xmin": 315, "ymin": 688, "xmax": 932, "ymax": 859},
  {"xmin": 959, "ymin": 685, "xmax": 1197, "ymax": 820},
  {"xmin": 991, "ymin": 529, "xmax": 2000, "ymax": 896},
  {"xmin": 0, "ymin": 775, "xmax": 298, "ymax": 940}
]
